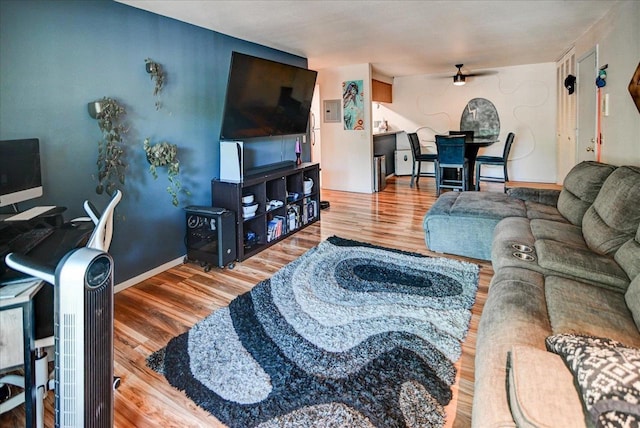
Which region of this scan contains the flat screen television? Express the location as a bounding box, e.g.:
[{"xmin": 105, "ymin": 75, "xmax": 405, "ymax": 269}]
[
  {"xmin": 0, "ymin": 138, "xmax": 43, "ymax": 207},
  {"xmin": 220, "ymin": 52, "xmax": 318, "ymax": 140}
]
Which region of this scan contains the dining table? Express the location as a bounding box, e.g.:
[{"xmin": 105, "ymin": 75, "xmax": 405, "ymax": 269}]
[{"xmin": 427, "ymin": 137, "xmax": 498, "ymax": 190}]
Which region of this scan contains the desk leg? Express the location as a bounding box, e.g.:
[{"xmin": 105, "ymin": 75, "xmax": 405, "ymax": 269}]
[{"xmin": 22, "ymin": 300, "xmax": 36, "ymax": 428}]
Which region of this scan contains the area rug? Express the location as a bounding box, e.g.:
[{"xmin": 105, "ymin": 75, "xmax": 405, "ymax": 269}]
[{"xmin": 147, "ymin": 236, "xmax": 479, "ymax": 427}]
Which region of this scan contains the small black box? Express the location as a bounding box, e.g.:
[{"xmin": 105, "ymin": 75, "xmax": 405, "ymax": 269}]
[{"xmin": 185, "ymin": 206, "xmax": 236, "ymax": 269}]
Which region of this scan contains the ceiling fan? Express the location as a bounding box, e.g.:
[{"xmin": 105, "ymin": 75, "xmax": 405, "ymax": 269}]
[{"xmin": 451, "ymin": 64, "xmax": 496, "ymax": 86}]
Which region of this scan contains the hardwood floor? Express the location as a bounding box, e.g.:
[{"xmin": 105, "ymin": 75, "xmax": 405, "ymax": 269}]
[{"xmin": 2, "ymin": 176, "xmax": 519, "ymax": 427}]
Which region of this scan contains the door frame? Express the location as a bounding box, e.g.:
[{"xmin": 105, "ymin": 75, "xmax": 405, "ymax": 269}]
[
  {"xmin": 556, "ymin": 47, "xmax": 576, "ymax": 183},
  {"xmin": 576, "ymin": 46, "xmax": 599, "ymax": 163}
]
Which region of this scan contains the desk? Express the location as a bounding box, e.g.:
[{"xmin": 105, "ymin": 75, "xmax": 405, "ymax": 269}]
[{"xmin": 0, "ymin": 280, "xmax": 44, "ymax": 428}]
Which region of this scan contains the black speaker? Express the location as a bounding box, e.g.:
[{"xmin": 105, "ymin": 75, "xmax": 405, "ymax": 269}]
[{"xmin": 184, "ymin": 206, "xmax": 236, "ymax": 270}]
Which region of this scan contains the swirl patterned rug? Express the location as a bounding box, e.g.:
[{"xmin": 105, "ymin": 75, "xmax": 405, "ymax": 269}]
[{"xmin": 147, "ymin": 236, "xmax": 479, "ymax": 427}]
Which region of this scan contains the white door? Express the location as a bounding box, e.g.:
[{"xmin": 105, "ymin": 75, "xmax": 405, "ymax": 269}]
[
  {"xmin": 556, "ymin": 48, "xmax": 576, "ymax": 183},
  {"xmin": 576, "ymin": 48, "xmax": 598, "ymax": 163}
]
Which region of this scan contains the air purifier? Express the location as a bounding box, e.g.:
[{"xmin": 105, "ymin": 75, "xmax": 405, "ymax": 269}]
[{"xmin": 6, "ymin": 247, "xmax": 114, "ymax": 428}]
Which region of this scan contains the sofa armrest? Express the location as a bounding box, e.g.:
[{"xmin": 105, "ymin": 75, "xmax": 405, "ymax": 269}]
[{"xmin": 507, "ymin": 187, "xmax": 561, "ymax": 206}]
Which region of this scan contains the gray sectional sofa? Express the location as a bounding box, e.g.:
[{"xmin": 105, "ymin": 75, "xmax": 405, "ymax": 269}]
[{"xmin": 423, "ymin": 161, "xmax": 640, "ymax": 426}]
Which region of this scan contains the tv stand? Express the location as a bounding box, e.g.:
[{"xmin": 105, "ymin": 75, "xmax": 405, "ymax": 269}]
[
  {"xmin": 212, "ymin": 162, "xmax": 320, "ymax": 261},
  {"xmin": 244, "ymin": 161, "xmax": 295, "ymax": 176}
]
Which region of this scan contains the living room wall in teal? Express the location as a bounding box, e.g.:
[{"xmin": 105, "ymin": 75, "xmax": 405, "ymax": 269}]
[{"xmin": 0, "ymin": 0, "xmax": 310, "ymax": 283}]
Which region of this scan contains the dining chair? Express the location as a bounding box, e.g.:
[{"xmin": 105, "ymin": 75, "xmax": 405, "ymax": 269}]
[
  {"xmin": 475, "ymin": 132, "xmax": 515, "ymax": 191},
  {"xmin": 449, "ymin": 130, "xmax": 475, "ymax": 142},
  {"xmin": 407, "ymin": 132, "xmax": 438, "ymax": 187},
  {"xmin": 435, "ymin": 135, "xmax": 469, "ymax": 196}
]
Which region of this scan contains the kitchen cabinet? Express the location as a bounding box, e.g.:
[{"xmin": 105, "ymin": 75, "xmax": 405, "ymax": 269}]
[{"xmin": 372, "ymin": 79, "xmax": 392, "ymax": 103}]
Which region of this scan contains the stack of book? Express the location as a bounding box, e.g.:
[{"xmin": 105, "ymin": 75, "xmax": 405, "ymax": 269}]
[
  {"xmin": 287, "ymin": 205, "xmax": 301, "ymax": 231},
  {"xmin": 267, "ymin": 215, "xmax": 287, "ymax": 242},
  {"xmin": 302, "ymin": 198, "xmax": 318, "ymax": 224}
]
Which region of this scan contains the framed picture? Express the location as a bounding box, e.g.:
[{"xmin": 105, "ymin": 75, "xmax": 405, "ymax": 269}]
[{"xmin": 343, "ymin": 80, "xmax": 364, "ymax": 130}]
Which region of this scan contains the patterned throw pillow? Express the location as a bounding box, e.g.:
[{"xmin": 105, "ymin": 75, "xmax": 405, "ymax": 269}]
[{"xmin": 546, "ymin": 334, "xmax": 640, "ymax": 428}]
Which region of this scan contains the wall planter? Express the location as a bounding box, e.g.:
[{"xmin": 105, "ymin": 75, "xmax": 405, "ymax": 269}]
[
  {"xmin": 145, "ymin": 58, "xmax": 165, "ymax": 110},
  {"xmin": 89, "ymin": 97, "xmax": 128, "ymax": 196},
  {"xmin": 143, "ymin": 138, "xmax": 187, "ymax": 206}
]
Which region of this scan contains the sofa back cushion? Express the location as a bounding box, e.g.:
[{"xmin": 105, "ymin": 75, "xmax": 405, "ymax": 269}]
[
  {"xmin": 557, "ymin": 161, "xmax": 617, "ymax": 226},
  {"xmin": 626, "ymin": 275, "xmax": 640, "ymax": 331},
  {"xmin": 615, "ymin": 224, "xmax": 640, "ymax": 281},
  {"xmin": 582, "ymin": 166, "xmax": 640, "ymax": 255}
]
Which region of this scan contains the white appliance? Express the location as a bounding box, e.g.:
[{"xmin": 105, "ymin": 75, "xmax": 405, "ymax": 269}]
[
  {"xmin": 220, "ymin": 140, "xmax": 244, "ymax": 183},
  {"xmin": 395, "ymin": 150, "xmax": 413, "ymax": 176},
  {"xmin": 310, "ymin": 85, "xmax": 322, "ymax": 188},
  {"xmin": 6, "ymin": 248, "xmax": 115, "ymax": 428},
  {"xmin": 395, "ymin": 131, "xmax": 413, "ymax": 176}
]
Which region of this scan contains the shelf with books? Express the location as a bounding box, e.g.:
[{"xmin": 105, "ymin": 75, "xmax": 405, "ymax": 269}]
[{"xmin": 212, "ymin": 162, "xmax": 320, "ymax": 261}]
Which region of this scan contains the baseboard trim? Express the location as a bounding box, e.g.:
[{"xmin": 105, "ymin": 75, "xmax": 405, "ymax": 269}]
[{"xmin": 114, "ymin": 255, "xmax": 185, "ymax": 293}]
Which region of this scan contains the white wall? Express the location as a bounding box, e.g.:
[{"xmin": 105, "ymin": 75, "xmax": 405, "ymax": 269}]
[
  {"xmin": 318, "ymin": 1, "xmax": 639, "ymax": 191},
  {"xmin": 573, "ymin": 0, "xmax": 640, "ymax": 167},
  {"xmin": 317, "ymin": 63, "xmax": 374, "ymax": 193},
  {"xmin": 373, "ymin": 63, "xmax": 558, "ymax": 182}
]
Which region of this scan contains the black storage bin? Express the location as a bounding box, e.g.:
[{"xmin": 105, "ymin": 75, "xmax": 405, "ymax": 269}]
[{"xmin": 184, "ymin": 206, "xmax": 236, "ymax": 270}]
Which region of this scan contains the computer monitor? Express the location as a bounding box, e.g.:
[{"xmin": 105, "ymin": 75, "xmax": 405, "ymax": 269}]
[{"xmin": 0, "ymin": 138, "xmax": 43, "ymax": 208}]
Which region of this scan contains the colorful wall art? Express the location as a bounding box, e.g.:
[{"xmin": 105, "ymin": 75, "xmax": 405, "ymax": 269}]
[{"xmin": 343, "ymin": 80, "xmax": 364, "ymax": 130}]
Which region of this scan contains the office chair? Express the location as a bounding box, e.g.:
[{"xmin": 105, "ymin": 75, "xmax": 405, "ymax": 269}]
[
  {"xmin": 0, "ymin": 190, "xmax": 121, "ymax": 426},
  {"xmin": 435, "ymin": 135, "xmax": 469, "ymax": 196},
  {"xmin": 475, "ymin": 132, "xmax": 515, "ymax": 191},
  {"xmin": 408, "ymin": 132, "xmax": 438, "ymax": 187}
]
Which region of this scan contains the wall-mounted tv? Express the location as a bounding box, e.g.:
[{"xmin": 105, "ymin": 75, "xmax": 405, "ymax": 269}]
[{"xmin": 220, "ymin": 52, "xmax": 318, "ymax": 140}]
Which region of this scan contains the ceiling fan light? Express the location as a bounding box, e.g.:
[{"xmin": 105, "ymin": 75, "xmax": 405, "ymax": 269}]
[{"xmin": 453, "ymin": 74, "xmax": 466, "ymax": 86}]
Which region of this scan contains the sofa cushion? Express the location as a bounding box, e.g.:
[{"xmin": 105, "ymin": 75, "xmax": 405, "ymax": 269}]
[
  {"xmin": 545, "ymin": 276, "xmax": 640, "ymax": 347},
  {"xmin": 626, "ymin": 275, "xmax": 640, "ymax": 331},
  {"xmin": 530, "ymin": 219, "xmax": 585, "ymax": 248},
  {"xmin": 546, "ymin": 334, "xmax": 640, "ymax": 427},
  {"xmin": 536, "ymin": 239, "xmax": 630, "ymax": 292},
  {"xmin": 557, "ymin": 161, "xmax": 617, "ymax": 226},
  {"xmin": 507, "ymin": 187, "xmax": 561, "ymax": 206},
  {"xmin": 615, "ymin": 224, "xmax": 640, "ymax": 281},
  {"xmin": 472, "ymin": 268, "xmax": 551, "ymax": 426},
  {"xmin": 524, "ymin": 201, "xmax": 568, "ymax": 223},
  {"xmin": 582, "ymin": 166, "xmax": 640, "ymax": 255},
  {"xmin": 508, "ymin": 345, "xmax": 587, "ymax": 428},
  {"xmin": 423, "ymin": 191, "xmax": 526, "ymax": 260}
]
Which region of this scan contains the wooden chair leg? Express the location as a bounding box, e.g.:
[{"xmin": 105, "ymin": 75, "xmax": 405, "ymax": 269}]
[{"xmin": 416, "ymin": 162, "xmax": 422, "ymax": 185}]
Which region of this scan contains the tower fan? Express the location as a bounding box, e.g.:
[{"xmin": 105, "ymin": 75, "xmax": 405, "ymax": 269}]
[{"xmin": 6, "ymin": 247, "xmax": 115, "ymax": 428}]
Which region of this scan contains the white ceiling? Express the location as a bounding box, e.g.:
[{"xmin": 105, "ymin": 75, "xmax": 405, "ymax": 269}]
[{"xmin": 116, "ymin": 0, "xmax": 617, "ymax": 78}]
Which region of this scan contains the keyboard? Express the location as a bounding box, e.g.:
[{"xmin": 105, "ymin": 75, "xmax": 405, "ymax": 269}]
[
  {"xmin": 4, "ymin": 206, "xmax": 57, "ymax": 222},
  {"xmin": 7, "ymin": 227, "xmax": 55, "ymax": 254}
]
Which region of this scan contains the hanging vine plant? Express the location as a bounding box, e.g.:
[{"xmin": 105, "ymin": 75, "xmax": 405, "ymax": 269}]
[
  {"xmin": 145, "ymin": 58, "xmax": 165, "ymax": 110},
  {"xmin": 89, "ymin": 97, "xmax": 128, "ymax": 196},
  {"xmin": 143, "ymin": 138, "xmax": 188, "ymax": 206}
]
